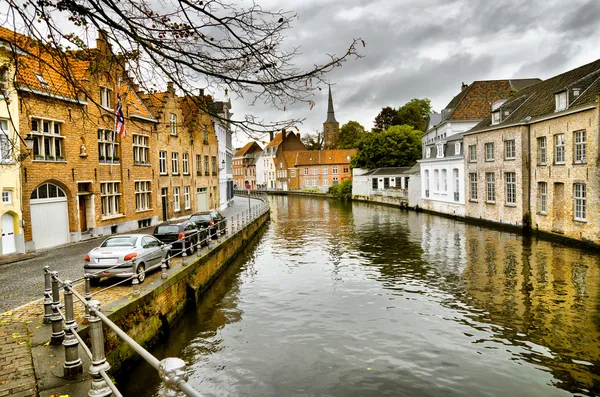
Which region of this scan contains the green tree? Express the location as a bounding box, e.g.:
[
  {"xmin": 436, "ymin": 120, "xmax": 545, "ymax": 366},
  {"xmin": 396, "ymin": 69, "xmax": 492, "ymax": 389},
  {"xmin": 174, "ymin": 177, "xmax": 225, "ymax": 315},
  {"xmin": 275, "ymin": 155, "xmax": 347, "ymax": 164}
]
[
  {"xmin": 351, "ymin": 125, "xmax": 421, "ymax": 169},
  {"xmin": 396, "ymin": 98, "xmax": 433, "ymax": 132},
  {"xmin": 373, "ymin": 107, "xmax": 400, "ymax": 132},
  {"xmin": 301, "ymin": 132, "xmax": 323, "ymax": 150},
  {"xmin": 337, "ymin": 121, "xmax": 366, "ymax": 149}
]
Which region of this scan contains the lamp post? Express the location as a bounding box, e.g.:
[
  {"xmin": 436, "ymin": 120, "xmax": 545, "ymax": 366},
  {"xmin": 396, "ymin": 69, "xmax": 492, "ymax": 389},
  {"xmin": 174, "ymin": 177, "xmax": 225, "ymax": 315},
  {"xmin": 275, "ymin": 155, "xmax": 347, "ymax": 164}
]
[{"xmin": 24, "ymin": 135, "xmax": 34, "ymax": 152}]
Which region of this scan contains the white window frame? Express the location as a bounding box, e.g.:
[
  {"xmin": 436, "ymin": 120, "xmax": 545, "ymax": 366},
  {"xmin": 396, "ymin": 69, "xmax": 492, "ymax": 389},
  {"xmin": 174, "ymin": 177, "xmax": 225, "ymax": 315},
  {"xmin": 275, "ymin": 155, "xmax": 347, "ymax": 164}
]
[
  {"xmin": 134, "ymin": 181, "xmax": 151, "ymax": 211},
  {"xmin": 332, "ymin": 167, "xmax": 338, "ymax": 174},
  {"xmin": 184, "ymin": 186, "xmax": 191, "ymax": 209},
  {"xmin": 436, "ymin": 142, "xmax": 445, "ymax": 158},
  {"xmin": 442, "ymin": 169, "xmax": 447, "ymax": 192},
  {"xmin": 304, "ymin": 167, "xmax": 309, "ymax": 175},
  {"xmin": 98, "ymin": 129, "xmax": 119, "ymax": 164},
  {"xmin": 504, "ymin": 140, "xmax": 516, "ymax": 160},
  {"xmin": 312, "ymin": 167, "xmax": 317, "ymax": 175},
  {"xmin": 2, "ymin": 190, "xmax": 11, "ymax": 204},
  {"xmin": 574, "ymin": 130, "xmax": 586, "ymax": 164},
  {"xmin": 505, "ymin": 172, "xmax": 516, "ymax": 205},
  {"xmin": 171, "ymin": 152, "xmax": 179, "ymax": 175},
  {"xmin": 0, "ymin": 66, "xmax": 8, "ymax": 92},
  {"xmin": 0, "ymin": 119, "xmax": 12, "ymax": 163},
  {"xmin": 454, "ymin": 142, "xmax": 461, "ymax": 155},
  {"xmin": 100, "ymin": 182, "xmax": 121, "ymax": 217},
  {"xmin": 183, "ymin": 153, "xmax": 189, "ymax": 175},
  {"xmin": 538, "ymin": 137, "xmax": 547, "ymax": 165},
  {"xmin": 555, "ymin": 91, "xmax": 567, "ymax": 112},
  {"xmin": 469, "ymin": 145, "xmax": 477, "ymax": 162},
  {"xmin": 538, "ymin": 182, "xmax": 547, "ymax": 214},
  {"xmin": 170, "ymin": 113, "xmax": 177, "ymax": 136},
  {"xmin": 434, "ymin": 169, "xmax": 439, "ymax": 192},
  {"xmin": 574, "ymin": 183, "xmax": 586, "ymax": 221},
  {"xmin": 426, "ymin": 147, "xmax": 431, "ymax": 158},
  {"xmin": 322, "ymin": 166, "xmax": 328, "ymax": 175},
  {"xmin": 133, "ymin": 134, "xmax": 149, "ymax": 165},
  {"xmin": 173, "ymin": 187, "xmax": 181, "ymax": 212},
  {"xmin": 555, "ymin": 134, "xmax": 565, "ymax": 164},
  {"xmin": 486, "ymin": 173, "xmax": 495, "ymax": 203},
  {"xmin": 312, "ymin": 178, "xmax": 317, "ymax": 187},
  {"xmin": 492, "ymin": 111, "xmax": 501, "ymax": 125},
  {"xmin": 469, "ymin": 173, "xmax": 477, "ymax": 201},
  {"xmin": 159, "ymin": 151, "xmax": 167, "ymax": 175},
  {"xmin": 484, "ymin": 142, "xmax": 494, "ymax": 161},
  {"xmin": 31, "ymin": 118, "xmax": 64, "ymax": 162},
  {"xmin": 100, "ymin": 86, "xmax": 112, "ymax": 108}
]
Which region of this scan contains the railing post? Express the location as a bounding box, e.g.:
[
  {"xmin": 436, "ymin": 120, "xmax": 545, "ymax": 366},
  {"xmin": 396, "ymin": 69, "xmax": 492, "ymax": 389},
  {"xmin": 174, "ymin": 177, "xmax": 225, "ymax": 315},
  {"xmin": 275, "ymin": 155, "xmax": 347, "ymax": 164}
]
[
  {"xmin": 43, "ymin": 266, "xmax": 53, "ymax": 324},
  {"xmin": 84, "ymin": 274, "xmax": 92, "ymax": 321},
  {"xmin": 50, "ymin": 271, "xmax": 65, "ymax": 344},
  {"xmin": 62, "ymin": 281, "xmax": 83, "ymax": 377},
  {"xmin": 131, "ymin": 258, "xmax": 140, "ymax": 297},
  {"xmin": 237, "ymin": 213, "xmax": 240, "ymax": 229},
  {"xmin": 88, "ymin": 300, "xmax": 112, "ymax": 397},
  {"xmin": 182, "ymin": 249, "xmax": 188, "ymax": 266},
  {"xmin": 159, "ymin": 357, "xmax": 189, "ymax": 397},
  {"xmin": 161, "ymin": 258, "xmax": 168, "ymax": 279}
]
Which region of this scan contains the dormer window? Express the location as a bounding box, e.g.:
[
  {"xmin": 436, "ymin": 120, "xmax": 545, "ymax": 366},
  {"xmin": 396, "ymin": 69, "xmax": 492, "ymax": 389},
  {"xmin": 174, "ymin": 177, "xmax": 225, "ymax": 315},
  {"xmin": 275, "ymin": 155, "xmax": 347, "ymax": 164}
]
[
  {"xmin": 0, "ymin": 66, "xmax": 8, "ymax": 93},
  {"xmin": 100, "ymin": 86, "xmax": 112, "ymax": 108},
  {"xmin": 555, "ymin": 91, "xmax": 567, "ymax": 112},
  {"xmin": 426, "ymin": 147, "xmax": 431, "ymax": 158},
  {"xmin": 454, "ymin": 142, "xmax": 461, "ymax": 154},
  {"xmin": 436, "ymin": 142, "xmax": 445, "ymax": 158},
  {"xmin": 491, "ymin": 111, "xmax": 501, "ymax": 125},
  {"xmin": 572, "ymin": 88, "xmax": 580, "ymax": 97},
  {"xmin": 34, "ymin": 72, "xmax": 49, "ymax": 88}
]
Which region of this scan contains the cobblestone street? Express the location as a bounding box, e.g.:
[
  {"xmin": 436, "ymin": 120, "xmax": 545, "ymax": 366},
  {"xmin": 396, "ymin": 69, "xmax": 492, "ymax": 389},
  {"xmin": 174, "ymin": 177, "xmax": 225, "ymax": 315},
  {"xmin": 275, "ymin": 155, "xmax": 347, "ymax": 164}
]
[{"xmin": 0, "ymin": 197, "xmax": 261, "ymax": 313}]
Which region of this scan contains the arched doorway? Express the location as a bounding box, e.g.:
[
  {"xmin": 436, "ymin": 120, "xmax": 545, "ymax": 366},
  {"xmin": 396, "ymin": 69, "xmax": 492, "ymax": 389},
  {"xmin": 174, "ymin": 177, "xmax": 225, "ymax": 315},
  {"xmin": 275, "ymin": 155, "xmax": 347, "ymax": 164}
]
[
  {"xmin": 1, "ymin": 212, "xmax": 16, "ymax": 254},
  {"xmin": 30, "ymin": 183, "xmax": 70, "ymax": 250}
]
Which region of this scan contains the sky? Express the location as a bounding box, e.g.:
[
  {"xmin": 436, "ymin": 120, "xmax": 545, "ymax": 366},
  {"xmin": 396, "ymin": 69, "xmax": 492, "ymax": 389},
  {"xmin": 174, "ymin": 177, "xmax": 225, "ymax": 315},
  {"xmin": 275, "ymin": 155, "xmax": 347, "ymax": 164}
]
[{"xmin": 230, "ymin": 0, "xmax": 600, "ymax": 147}]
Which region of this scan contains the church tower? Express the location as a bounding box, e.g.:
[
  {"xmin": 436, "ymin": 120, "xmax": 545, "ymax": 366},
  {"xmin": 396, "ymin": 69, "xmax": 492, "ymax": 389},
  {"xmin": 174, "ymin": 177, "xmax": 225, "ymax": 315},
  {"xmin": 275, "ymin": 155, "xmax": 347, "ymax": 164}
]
[{"xmin": 323, "ymin": 85, "xmax": 340, "ymax": 149}]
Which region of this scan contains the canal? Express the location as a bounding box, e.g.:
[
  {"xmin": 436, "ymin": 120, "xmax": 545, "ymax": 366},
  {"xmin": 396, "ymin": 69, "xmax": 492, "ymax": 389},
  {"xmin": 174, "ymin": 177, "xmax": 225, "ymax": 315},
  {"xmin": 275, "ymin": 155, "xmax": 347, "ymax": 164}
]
[{"xmin": 121, "ymin": 196, "xmax": 600, "ymax": 396}]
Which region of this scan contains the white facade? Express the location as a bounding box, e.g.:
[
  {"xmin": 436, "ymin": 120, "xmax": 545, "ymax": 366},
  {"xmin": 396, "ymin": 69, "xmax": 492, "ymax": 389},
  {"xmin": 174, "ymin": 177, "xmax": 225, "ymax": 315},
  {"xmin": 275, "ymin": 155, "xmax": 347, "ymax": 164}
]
[
  {"xmin": 256, "ymin": 146, "xmax": 277, "ymax": 189},
  {"xmin": 212, "ymin": 101, "xmax": 234, "ymax": 210}
]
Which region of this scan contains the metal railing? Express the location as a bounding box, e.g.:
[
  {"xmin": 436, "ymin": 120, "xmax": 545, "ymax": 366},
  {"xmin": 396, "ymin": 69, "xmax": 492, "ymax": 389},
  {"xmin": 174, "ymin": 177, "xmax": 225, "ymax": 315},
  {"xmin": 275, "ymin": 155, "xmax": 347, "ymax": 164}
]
[{"xmin": 40, "ymin": 196, "xmax": 270, "ymax": 396}]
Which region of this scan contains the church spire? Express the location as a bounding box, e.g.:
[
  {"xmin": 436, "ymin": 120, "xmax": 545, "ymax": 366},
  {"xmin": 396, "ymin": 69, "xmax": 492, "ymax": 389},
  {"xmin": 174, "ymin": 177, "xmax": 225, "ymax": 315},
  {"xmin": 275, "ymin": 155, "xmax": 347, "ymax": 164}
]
[{"xmin": 325, "ymin": 84, "xmax": 337, "ymax": 123}]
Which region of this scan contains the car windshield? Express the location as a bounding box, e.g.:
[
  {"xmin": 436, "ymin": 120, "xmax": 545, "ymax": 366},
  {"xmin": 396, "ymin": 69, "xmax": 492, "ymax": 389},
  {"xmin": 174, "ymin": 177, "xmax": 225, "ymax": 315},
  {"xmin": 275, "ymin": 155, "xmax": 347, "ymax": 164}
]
[
  {"xmin": 101, "ymin": 237, "xmax": 137, "ymax": 247},
  {"xmin": 155, "ymin": 225, "xmax": 180, "ymax": 234},
  {"xmin": 191, "ymin": 215, "xmax": 212, "ymax": 221}
]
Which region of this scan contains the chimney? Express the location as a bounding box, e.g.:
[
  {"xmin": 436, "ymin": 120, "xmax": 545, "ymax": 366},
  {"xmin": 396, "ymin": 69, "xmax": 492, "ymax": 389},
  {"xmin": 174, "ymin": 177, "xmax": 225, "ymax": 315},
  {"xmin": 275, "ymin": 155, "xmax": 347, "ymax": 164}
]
[
  {"xmin": 96, "ymin": 30, "xmax": 111, "ymax": 55},
  {"xmin": 269, "ymin": 131, "xmax": 274, "ymax": 141},
  {"xmin": 167, "ymin": 81, "xmax": 174, "ymax": 94},
  {"xmin": 461, "ymin": 82, "xmax": 468, "ymax": 91}
]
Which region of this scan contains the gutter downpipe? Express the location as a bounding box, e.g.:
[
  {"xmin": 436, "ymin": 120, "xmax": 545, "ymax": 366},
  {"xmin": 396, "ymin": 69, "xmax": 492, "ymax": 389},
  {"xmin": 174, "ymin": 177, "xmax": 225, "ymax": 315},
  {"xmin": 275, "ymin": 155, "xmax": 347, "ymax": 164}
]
[{"xmin": 526, "ymin": 123, "xmax": 531, "ymax": 231}]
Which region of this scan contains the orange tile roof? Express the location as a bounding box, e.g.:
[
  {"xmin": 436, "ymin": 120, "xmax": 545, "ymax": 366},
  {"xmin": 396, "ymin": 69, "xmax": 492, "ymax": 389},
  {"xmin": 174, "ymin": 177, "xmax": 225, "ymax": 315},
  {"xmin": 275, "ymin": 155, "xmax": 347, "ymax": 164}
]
[
  {"xmin": 284, "ymin": 149, "xmax": 356, "ymax": 167},
  {"xmin": 121, "ymin": 81, "xmax": 154, "ymax": 120},
  {"xmin": 234, "ymin": 141, "xmax": 262, "ymax": 157}
]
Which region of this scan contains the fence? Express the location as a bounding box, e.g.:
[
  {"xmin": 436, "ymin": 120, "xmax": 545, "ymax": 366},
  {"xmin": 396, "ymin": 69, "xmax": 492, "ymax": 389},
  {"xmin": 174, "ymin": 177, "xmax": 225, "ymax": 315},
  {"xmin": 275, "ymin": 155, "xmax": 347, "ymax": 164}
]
[{"xmin": 41, "ymin": 193, "xmax": 269, "ymax": 396}]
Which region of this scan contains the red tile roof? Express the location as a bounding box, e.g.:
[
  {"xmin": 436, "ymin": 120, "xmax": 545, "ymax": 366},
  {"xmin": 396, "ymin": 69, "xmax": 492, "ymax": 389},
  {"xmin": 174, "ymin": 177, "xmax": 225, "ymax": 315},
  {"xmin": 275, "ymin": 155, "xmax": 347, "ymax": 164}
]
[
  {"xmin": 283, "ymin": 149, "xmax": 356, "ymax": 167},
  {"xmin": 234, "ymin": 141, "xmax": 262, "ymax": 157}
]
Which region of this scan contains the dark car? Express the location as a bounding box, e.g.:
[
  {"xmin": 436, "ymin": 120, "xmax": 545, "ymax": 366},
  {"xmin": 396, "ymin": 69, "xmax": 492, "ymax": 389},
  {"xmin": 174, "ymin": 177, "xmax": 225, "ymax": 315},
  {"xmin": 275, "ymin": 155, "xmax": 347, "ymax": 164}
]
[
  {"xmin": 152, "ymin": 221, "xmax": 205, "ymax": 256},
  {"xmin": 190, "ymin": 210, "xmax": 227, "ymax": 239}
]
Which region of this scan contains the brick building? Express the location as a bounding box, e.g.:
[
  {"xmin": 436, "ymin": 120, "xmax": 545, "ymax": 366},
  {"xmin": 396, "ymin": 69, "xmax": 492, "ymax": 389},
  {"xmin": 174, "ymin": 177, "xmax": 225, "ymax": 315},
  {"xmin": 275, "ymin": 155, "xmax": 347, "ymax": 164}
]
[
  {"xmin": 464, "ymin": 59, "xmax": 600, "ymax": 244},
  {"xmin": 279, "ymin": 149, "xmax": 356, "ymax": 191},
  {"xmin": 257, "ymin": 130, "xmax": 305, "ymax": 190},
  {"xmin": 233, "ymin": 141, "xmax": 262, "ymax": 189}
]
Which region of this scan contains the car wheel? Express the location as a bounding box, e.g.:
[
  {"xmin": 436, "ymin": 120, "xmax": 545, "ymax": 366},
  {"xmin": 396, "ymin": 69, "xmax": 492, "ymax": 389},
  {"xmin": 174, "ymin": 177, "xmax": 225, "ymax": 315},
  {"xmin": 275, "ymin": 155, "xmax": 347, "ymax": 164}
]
[
  {"xmin": 90, "ymin": 277, "xmax": 100, "ymax": 287},
  {"xmin": 188, "ymin": 238, "xmax": 196, "ymax": 255},
  {"xmin": 136, "ymin": 263, "xmax": 146, "ymax": 284},
  {"xmin": 165, "ymin": 257, "xmax": 171, "ymax": 269}
]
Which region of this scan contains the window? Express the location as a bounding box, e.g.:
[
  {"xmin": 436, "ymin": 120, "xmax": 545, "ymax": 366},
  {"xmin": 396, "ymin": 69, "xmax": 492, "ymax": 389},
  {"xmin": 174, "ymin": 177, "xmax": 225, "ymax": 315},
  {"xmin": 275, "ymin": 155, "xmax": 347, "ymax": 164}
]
[
  {"xmin": 170, "ymin": 114, "xmax": 177, "ymax": 136},
  {"xmin": 538, "ymin": 137, "xmax": 547, "ymax": 165},
  {"xmin": 424, "ymin": 170, "xmax": 430, "ymax": 197},
  {"xmin": 323, "ymin": 178, "xmax": 329, "ymax": 187},
  {"xmin": 98, "ymin": 129, "xmax": 119, "ymax": 163},
  {"xmin": 404, "ymin": 177, "xmax": 410, "ymax": 189},
  {"xmin": 555, "ymin": 134, "xmax": 565, "ymax": 164},
  {"xmin": 505, "ymin": 172, "xmax": 516, "ymax": 205},
  {"xmin": 538, "ymin": 182, "xmax": 547, "ymax": 214},
  {"xmin": 304, "ymin": 167, "xmax": 309, "ymax": 175},
  {"xmin": 486, "ymin": 173, "xmax": 495, "ymax": 203},
  {"xmin": 453, "ymin": 169, "xmax": 459, "ymax": 201},
  {"xmin": 290, "ymin": 169, "xmax": 296, "ymax": 177},
  {"xmin": 469, "ymin": 145, "xmax": 477, "ymax": 162},
  {"xmin": 492, "ymin": 111, "xmax": 500, "ymax": 125},
  {"xmin": 0, "ymin": 66, "xmax": 8, "ymax": 92},
  {"xmin": 372, "ymin": 178, "xmax": 378, "ymax": 189},
  {"xmin": 211, "ymin": 156, "xmax": 217, "ymax": 175},
  {"xmin": 196, "ymin": 155, "xmax": 202, "ymax": 176},
  {"xmin": 426, "ymin": 147, "xmax": 431, "ymax": 158},
  {"xmin": 322, "ymin": 167, "xmax": 328, "ymax": 174},
  {"xmin": 454, "ymin": 142, "xmax": 461, "ymax": 154},
  {"xmin": 484, "ymin": 142, "xmax": 494, "ymax": 161},
  {"xmin": 159, "ymin": 151, "xmax": 167, "ymax": 174},
  {"xmin": 100, "ymin": 87, "xmax": 112, "ymax": 108},
  {"xmin": 202, "ymin": 124, "xmax": 209, "ymax": 143},
  {"xmin": 574, "ymin": 130, "xmax": 586, "ymax": 164},
  {"xmin": 312, "ymin": 167, "xmax": 317, "ymax": 175},
  {"xmin": 434, "ymin": 169, "xmax": 439, "ymax": 192},
  {"xmin": 184, "ymin": 186, "xmax": 191, "ymax": 209},
  {"xmin": 0, "ymin": 119, "xmax": 11, "ymax": 162},
  {"xmin": 442, "ymin": 169, "xmax": 447, "ymax": 192},
  {"xmin": 555, "ymin": 91, "xmax": 567, "ymax": 112},
  {"xmin": 34, "ymin": 72, "xmax": 49, "ymax": 87},
  {"xmin": 2, "ymin": 190, "xmax": 11, "ymax": 204},
  {"xmin": 343, "ymin": 167, "xmax": 349, "ymax": 173},
  {"xmin": 204, "ymin": 156, "xmax": 209, "ymax": 175},
  {"xmin": 31, "ymin": 118, "xmax": 64, "ymax": 161},
  {"xmin": 469, "ymin": 173, "xmax": 477, "ymax": 201},
  {"xmin": 312, "ymin": 178, "xmax": 317, "ymax": 187},
  {"xmin": 135, "ymin": 181, "xmax": 151, "ymax": 211},
  {"xmin": 332, "ymin": 167, "xmax": 338, "ymax": 174},
  {"xmin": 171, "ymin": 152, "xmax": 179, "ymax": 174},
  {"xmin": 436, "ymin": 142, "xmax": 445, "ymax": 158},
  {"xmin": 173, "ymin": 187, "xmax": 180, "ymax": 212},
  {"xmin": 304, "ymin": 178, "xmax": 311, "ymax": 188},
  {"xmin": 384, "ymin": 177, "xmax": 390, "ymax": 189},
  {"xmin": 182, "ymin": 153, "xmax": 189, "ymax": 174},
  {"xmin": 574, "ymin": 183, "xmax": 586, "ymax": 221},
  {"xmin": 332, "ymin": 177, "xmax": 339, "ymax": 185},
  {"xmin": 504, "ymin": 140, "xmax": 516, "ymax": 160},
  {"xmin": 100, "ymin": 182, "xmax": 121, "ymax": 216},
  {"xmin": 133, "ymin": 134, "xmax": 149, "ymax": 165}
]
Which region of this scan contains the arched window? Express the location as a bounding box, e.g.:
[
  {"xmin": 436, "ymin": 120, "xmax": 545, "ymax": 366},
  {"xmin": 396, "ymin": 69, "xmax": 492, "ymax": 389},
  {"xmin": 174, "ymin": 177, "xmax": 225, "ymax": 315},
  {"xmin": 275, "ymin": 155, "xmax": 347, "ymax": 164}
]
[{"xmin": 31, "ymin": 183, "xmax": 66, "ymax": 200}]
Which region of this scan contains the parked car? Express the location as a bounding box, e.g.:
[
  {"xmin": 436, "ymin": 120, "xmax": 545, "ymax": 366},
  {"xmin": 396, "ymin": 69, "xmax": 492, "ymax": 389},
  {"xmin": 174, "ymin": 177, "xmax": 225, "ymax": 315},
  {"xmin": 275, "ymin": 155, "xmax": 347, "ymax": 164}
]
[
  {"xmin": 152, "ymin": 221, "xmax": 206, "ymax": 255},
  {"xmin": 189, "ymin": 210, "xmax": 227, "ymax": 239},
  {"xmin": 84, "ymin": 234, "xmax": 170, "ymax": 286}
]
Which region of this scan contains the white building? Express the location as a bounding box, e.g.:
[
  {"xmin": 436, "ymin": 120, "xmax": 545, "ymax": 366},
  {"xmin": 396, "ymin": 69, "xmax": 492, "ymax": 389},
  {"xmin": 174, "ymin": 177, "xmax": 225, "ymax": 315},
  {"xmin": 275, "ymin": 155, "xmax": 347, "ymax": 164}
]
[
  {"xmin": 418, "ymin": 79, "xmax": 540, "ymax": 217},
  {"xmin": 210, "ymin": 100, "xmax": 234, "ymax": 210}
]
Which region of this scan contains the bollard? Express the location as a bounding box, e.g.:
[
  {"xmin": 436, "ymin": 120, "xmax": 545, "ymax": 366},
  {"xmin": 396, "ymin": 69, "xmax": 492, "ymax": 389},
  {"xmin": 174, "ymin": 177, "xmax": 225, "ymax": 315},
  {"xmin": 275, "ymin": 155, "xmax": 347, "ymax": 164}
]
[
  {"xmin": 181, "ymin": 249, "xmax": 188, "ymax": 266},
  {"xmin": 88, "ymin": 300, "xmax": 112, "ymax": 397},
  {"xmin": 84, "ymin": 274, "xmax": 92, "ymax": 321},
  {"xmin": 62, "ymin": 281, "xmax": 83, "ymax": 378},
  {"xmin": 161, "ymin": 258, "xmax": 168, "ymax": 279},
  {"xmin": 50, "ymin": 271, "xmax": 65, "ymax": 344},
  {"xmin": 159, "ymin": 357, "xmax": 189, "ymax": 397},
  {"xmin": 43, "ymin": 266, "xmax": 53, "ymax": 324},
  {"xmin": 131, "ymin": 258, "xmax": 140, "ymax": 297},
  {"xmin": 237, "ymin": 213, "xmax": 240, "ymax": 230}
]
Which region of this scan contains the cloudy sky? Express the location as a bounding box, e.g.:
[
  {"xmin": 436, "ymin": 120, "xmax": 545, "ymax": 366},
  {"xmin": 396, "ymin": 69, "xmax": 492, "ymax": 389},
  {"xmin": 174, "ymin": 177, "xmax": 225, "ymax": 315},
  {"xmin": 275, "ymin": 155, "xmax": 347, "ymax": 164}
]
[{"xmin": 230, "ymin": 0, "xmax": 600, "ymax": 146}]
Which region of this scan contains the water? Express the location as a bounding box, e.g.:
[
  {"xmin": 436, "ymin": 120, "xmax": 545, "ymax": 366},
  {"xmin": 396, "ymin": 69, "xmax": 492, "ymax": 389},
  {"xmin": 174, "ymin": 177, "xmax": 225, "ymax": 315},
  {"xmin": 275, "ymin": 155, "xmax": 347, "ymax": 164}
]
[{"xmin": 120, "ymin": 196, "xmax": 600, "ymax": 396}]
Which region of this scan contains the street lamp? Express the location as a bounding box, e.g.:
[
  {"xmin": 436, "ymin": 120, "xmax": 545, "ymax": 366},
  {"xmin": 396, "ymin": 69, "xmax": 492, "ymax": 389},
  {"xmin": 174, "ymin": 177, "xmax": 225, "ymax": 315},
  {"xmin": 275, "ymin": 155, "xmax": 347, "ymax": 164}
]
[
  {"xmin": 219, "ymin": 159, "xmax": 225, "ymax": 171},
  {"xmin": 24, "ymin": 135, "xmax": 34, "ymax": 152}
]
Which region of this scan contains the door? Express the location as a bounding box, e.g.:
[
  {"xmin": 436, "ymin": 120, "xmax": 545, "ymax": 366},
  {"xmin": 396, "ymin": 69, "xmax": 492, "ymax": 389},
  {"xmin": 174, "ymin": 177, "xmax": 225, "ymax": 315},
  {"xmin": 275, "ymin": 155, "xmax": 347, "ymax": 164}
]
[
  {"xmin": 553, "ymin": 183, "xmax": 565, "ymax": 232},
  {"xmin": 197, "ymin": 187, "xmax": 208, "ymax": 211},
  {"xmin": 161, "ymin": 188, "xmax": 168, "ymax": 221},
  {"xmin": 1, "ymin": 213, "xmax": 16, "ymax": 254},
  {"xmin": 78, "ymin": 197, "xmax": 87, "ymax": 231},
  {"xmin": 30, "ymin": 183, "xmax": 69, "ymax": 250}
]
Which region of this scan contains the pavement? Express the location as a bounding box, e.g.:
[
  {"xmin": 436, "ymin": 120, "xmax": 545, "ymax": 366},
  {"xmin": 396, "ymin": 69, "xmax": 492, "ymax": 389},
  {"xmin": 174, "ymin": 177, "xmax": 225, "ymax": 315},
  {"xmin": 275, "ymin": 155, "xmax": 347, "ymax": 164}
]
[{"xmin": 0, "ymin": 196, "xmax": 264, "ymax": 397}]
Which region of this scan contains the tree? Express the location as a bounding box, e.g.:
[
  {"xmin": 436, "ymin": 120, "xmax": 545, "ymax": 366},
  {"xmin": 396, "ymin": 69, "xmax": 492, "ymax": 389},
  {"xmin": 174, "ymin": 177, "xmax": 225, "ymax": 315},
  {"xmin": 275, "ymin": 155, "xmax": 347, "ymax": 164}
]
[
  {"xmin": 337, "ymin": 121, "xmax": 366, "ymax": 149},
  {"xmin": 301, "ymin": 132, "xmax": 323, "ymax": 150},
  {"xmin": 351, "ymin": 125, "xmax": 421, "ymax": 169},
  {"xmin": 2, "ymin": 1, "xmax": 364, "ymax": 137},
  {"xmin": 396, "ymin": 98, "xmax": 432, "ymax": 132},
  {"xmin": 373, "ymin": 107, "xmax": 399, "ymax": 132}
]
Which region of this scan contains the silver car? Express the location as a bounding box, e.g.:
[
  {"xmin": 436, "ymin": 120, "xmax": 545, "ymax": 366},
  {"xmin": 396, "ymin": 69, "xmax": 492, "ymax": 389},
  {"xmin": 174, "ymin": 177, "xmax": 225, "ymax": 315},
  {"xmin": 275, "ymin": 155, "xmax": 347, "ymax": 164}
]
[{"xmin": 84, "ymin": 234, "xmax": 171, "ymax": 286}]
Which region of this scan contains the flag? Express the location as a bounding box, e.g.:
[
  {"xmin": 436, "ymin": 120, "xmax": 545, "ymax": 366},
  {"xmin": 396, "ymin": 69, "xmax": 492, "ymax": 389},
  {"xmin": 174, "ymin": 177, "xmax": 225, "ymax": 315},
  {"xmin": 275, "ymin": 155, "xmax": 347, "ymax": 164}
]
[{"xmin": 115, "ymin": 84, "xmax": 125, "ymax": 138}]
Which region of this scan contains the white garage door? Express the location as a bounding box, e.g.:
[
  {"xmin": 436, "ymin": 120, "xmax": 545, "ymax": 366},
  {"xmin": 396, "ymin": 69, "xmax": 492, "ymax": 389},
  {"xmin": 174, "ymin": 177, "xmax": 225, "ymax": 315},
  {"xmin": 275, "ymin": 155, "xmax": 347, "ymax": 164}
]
[
  {"xmin": 30, "ymin": 183, "xmax": 70, "ymax": 250},
  {"xmin": 197, "ymin": 187, "xmax": 208, "ymax": 211}
]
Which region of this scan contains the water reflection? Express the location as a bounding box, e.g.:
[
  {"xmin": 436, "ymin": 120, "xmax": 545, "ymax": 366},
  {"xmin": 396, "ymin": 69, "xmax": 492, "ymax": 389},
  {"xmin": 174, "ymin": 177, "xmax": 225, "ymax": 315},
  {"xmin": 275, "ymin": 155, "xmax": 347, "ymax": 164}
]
[{"xmin": 121, "ymin": 196, "xmax": 600, "ymax": 396}]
